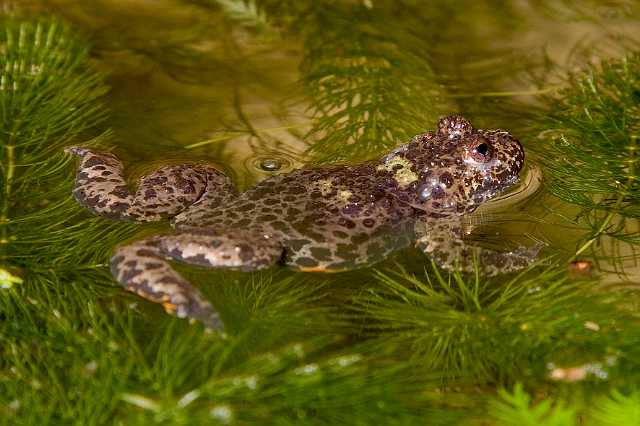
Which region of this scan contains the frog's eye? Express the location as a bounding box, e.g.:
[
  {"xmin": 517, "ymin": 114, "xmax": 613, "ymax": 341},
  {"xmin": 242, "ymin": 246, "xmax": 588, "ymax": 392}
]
[{"xmin": 467, "ymin": 137, "xmax": 494, "ymax": 163}]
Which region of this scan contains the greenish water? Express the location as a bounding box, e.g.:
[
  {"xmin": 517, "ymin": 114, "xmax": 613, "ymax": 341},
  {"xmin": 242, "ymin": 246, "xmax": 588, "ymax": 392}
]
[{"xmin": 3, "ymin": 1, "xmax": 640, "ymax": 425}]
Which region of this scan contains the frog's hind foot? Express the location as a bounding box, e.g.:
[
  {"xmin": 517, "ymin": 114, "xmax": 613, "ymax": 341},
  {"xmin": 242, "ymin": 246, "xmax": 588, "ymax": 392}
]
[
  {"xmin": 110, "ymin": 232, "xmax": 283, "ymax": 329},
  {"xmin": 110, "ymin": 238, "xmax": 225, "ymax": 330},
  {"xmin": 66, "ymin": 147, "xmax": 237, "ymax": 223}
]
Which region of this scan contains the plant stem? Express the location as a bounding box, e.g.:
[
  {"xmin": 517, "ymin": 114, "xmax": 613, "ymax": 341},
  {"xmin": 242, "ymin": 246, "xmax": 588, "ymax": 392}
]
[
  {"xmin": 0, "ymin": 144, "xmax": 15, "ymax": 259},
  {"xmin": 573, "ymin": 137, "xmax": 638, "ymax": 258}
]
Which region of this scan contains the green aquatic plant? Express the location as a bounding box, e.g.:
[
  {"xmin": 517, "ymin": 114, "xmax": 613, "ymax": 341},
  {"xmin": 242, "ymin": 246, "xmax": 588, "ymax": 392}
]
[
  {"xmin": 487, "ymin": 384, "xmax": 640, "ymax": 426},
  {"xmin": 488, "ymin": 383, "xmax": 576, "ymax": 426},
  {"xmin": 0, "ymin": 19, "xmax": 136, "ymax": 276},
  {"xmin": 534, "ymin": 52, "xmax": 640, "ymax": 262},
  {"xmin": 4, "ymin": 4, "xmax": 640, "ymax": 425},
  {"xmin": 352, "ymin": 262, "xmax": 640, "ymax": 385},
  {"xmin": 0, "ymin": 17, "xmax": 461, "ymax": 425},
  {"xmin": 299, "ymin": 3, "xmax": 445, "ymax": 163},
  {"xmin": 590, "ymin": 389, "xmax": 640, "ymax": 426},
  {"xmin": 203, "ymin": 0, "xmax": 447, "ymax": 163}
]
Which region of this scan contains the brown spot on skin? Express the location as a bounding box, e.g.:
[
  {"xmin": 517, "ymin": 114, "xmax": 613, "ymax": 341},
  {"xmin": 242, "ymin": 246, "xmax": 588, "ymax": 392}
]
[
  {"xmin": 332, "ymin": 230, "xmax": 349, "ymax": 239},
  {"xmin": 309, "ymin": 247, "xmax": 333, "ymax": 261},
  {"xmin": 121, "ymin": 268, "xmax": 143, "ymax": 282},
  {"xmin": 440, "ymin": 172, "xmax": 454, "ymax": 188},
  {"xmin": 362, "ymin": 218, "xmax": 375, "ymax": 228},
  {"xmin": 82, "ymin": 157, "xmax": 107, "ymax": 168},
  {"xmin": 286, "ymin": 239, "xmax": 311, "ymax": 251}
]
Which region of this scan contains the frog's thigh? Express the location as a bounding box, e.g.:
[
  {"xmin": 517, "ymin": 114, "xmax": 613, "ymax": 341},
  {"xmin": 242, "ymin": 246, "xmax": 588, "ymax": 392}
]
[
  {"xmin": 158, "ymin": 231, "xmax": 284, "ymax": 271},
  {"xmin": 414, "ymin": 218, "xmax": 540, "ymax": 275},
  {"xmin": 110, "ymin": 238, "xmax": 224, "ymax": 330},
  {"xmin": 130, "ymin": 165, "xmax": 237, "ymax": 222}
]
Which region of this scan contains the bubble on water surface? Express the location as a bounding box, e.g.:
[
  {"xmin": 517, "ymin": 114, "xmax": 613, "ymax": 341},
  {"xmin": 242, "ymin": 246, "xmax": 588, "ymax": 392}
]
[{"xmin": 259, "ymin": 158, "xmax": 282, "ymax": 171}]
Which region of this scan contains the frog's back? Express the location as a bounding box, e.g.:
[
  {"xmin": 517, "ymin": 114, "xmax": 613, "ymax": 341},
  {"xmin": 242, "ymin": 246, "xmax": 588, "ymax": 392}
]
[{"xmin": 174, "ymin": 162, "xmax": 418, "ymax": 271}]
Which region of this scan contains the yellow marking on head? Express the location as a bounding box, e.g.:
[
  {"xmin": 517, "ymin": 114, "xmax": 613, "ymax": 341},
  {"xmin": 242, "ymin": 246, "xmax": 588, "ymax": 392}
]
[{"xmin": 376, "ymin": 156, "xmax": 418, "ymax": 188}]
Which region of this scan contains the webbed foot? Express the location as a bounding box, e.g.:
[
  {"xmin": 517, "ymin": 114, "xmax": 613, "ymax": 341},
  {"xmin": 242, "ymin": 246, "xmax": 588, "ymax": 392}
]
[
  {"xmin": 110, "ymin": 231, "xmax": 283, "ymax": 328},
  {"xmin": 111, "ymin": 238, "xmax": 224, "ymax": 330}
]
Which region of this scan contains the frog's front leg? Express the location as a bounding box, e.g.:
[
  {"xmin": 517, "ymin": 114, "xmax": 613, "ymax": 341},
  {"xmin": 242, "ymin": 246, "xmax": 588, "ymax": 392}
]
[
  {"xmin": 110, "ymin": 231, "xmax": 283, "ymax": 329},
  {"xmin": 414, "ymin": 217, "xmax": 541, "ymax": 275},
  {"xmin": 65, "ymin": 147, "xmax": 236, "ymax": 222}
]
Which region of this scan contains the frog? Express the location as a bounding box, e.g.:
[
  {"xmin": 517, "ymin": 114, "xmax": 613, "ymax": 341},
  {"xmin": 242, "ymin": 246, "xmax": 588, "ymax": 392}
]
[{"xmin": 65, "ymin": 115, "xmax": 539, "ymax": 330}]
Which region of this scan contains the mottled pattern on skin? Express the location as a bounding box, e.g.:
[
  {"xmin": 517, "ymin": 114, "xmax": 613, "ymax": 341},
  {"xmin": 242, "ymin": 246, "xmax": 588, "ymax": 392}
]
[
  {"xmin": 67, "ymin": 115, "xmax": 536, "ymax": 330},
  {"xmin": 159, "ymin": 231, "xmax": 282, "ymax": 271}
]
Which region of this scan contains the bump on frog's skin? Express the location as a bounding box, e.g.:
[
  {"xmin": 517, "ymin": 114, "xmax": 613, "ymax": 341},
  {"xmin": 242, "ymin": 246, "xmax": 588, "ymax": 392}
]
[{"xmin": 66, "ymin": 115, "xmax": 537, "ymax": 330}]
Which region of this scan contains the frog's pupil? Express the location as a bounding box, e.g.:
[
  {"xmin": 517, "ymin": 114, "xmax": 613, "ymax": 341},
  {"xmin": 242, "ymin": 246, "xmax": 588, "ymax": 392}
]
[{"xmin": 476, "ymin": 143, "xmax": 489, "ymax": 156}]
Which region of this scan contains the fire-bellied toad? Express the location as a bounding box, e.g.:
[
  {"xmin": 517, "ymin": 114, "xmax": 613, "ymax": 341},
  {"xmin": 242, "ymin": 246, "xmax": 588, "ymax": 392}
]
[{"xmin": 66, "ymin": 115, "xmax": 539, "ymax": 330}]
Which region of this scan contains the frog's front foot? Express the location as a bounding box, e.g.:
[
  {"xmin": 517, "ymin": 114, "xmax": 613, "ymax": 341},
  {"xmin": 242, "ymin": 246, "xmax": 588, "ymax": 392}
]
[
  {"xmin": 414, "ymin": 218, "xmax": 543, "ymax": 275},
  {"xmin": 110, "ymin": 231, "xmax": 284, "ymax": 329}
]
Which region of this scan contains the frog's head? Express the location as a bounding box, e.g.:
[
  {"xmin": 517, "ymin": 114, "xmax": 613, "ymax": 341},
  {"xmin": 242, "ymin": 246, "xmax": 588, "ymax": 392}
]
[{"xmin": 378, "ymin": 115, "xmax": 525, "ymax": 215}]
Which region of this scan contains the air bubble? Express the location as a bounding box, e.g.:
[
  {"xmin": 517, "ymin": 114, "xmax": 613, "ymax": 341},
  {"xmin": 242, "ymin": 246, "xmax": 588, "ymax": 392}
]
[{"xmin": 259, "ymin": 158, "xmax": 282, "ymax": 171}]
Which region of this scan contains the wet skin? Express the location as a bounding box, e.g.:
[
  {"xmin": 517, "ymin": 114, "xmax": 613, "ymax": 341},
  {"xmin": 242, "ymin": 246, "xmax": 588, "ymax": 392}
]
[{"xmin": 66, "ymin": 115, "xmax": 539, "ymax": 330}]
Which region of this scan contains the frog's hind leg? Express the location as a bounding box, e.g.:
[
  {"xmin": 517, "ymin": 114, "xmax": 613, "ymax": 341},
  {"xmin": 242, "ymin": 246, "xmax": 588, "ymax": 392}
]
[
  {"xmin": 110, "ymin": 231, "xmax": 283, "ymax": 329},
  {"xmin": 110, "ymin": 237, "xmax": 224, "ymax": 330},
  {"xmin": 414, "ymin": 217, "xmax": 542, "ymax": 275},
  {"xmin": 65, "ymin": 147, "xmax": 237, "ymax": 222}
]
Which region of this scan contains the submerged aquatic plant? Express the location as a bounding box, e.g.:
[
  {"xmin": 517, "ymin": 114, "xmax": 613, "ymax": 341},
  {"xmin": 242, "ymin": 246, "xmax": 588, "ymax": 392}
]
[
  {"xmin": 203, "ymin": 0, "xmax": 447, "ymax": 163},
  {"xmin": 534, "ymin": 52, "xmax": 640, "ymax": 261},
  {"xmin": 352, "ymin": 262, "xmax": 640, "ymax": 385},
  {"xmin": 488, "ymin": 383, "xmax": 576, "ymax": 426},
  {"xmin": 487, "ymin": 384, "xmax": 640, "ymax": 426},
  {"xmin": 0, "ymin": 19, "xmax": 135, "ymax": 274},
  {"xmin": 0, "ymin": 17, "xmax": 458, "ymax": 425},
  {"xmin": 299, "ymin": 3, "xmax": 445, "ymax": 163},
  {"xmin": 3, "ymin": 4, "xmax": 640, "ymax": 425}
]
